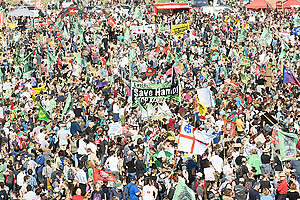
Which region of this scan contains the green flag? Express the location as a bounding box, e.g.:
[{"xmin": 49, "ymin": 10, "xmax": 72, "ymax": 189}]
[
  {"xmin": 279, "ymin": 38, "xmax": 289, "ymax": 50},
  {"xmin": 210, "ymin": 35, "xmax": 220, "ymax": 49},
  {"xmin": 47, "ymin": 50, "xmax": 55, "ymax": 71},
  {"xmin": 124, "ymin": 28, "xmax": 131, "ymax": 43},
  {"xmin": 294, "ymin": 14, "xmax": 300, "ymax": 27},
  {"xmin": 173, "ymin": 180, "xmax": 195, "ymax": 200},
  {"xmin": 133, "ymin": 7, "xmax": 143, "ymax": 21},
  {"xmin": 241, "ymin": 56, "xmax": 251, "ymax": 66},
  {"xmin": 147, "ymin": 103, "xmax": 155, "ymax": 117},
  {"xmin": 278, "ymin": 129, "xmax": 298, "ymax": 161},
  {"xmin": 55, "ymin": 16, "xmax": 64, "ymax": 31},
  {"xmin": 279, "ymin": 49, "xmax": 287, "ymax": 60},
  {"xmin": 241, "ymin": 72, "xmax": 249, "ymax": 84},
  {"xmin": 62, "ymin": 26, "xmax": 69, "ymax": 39},
  {"xmin": 129, "ymin": 49, "xmax": 137, "ymax": 62},
  {"xmin": 292, "ymin": 51, "xmax": 300, "ymax": 62},
  {"xmin": 94, "ymin": 34, "xmax": 102, "ymax": 45},
  {"xmin": 156, "ymin": 36, "xmax": 167, "ymax": 46},
  {"xmin": 158, "ymin": 21, "xmax": 165, "ymax": 33},
  {"xmin": 137, "ymin": 100, "xmax": 147, "ymax": 119},
  {"xmin": 238, "ymin": 28, "xmax": 247, "ymax": 43},
  {"xmin": 38, "ymin": 103, "xmax": 50, "ymax": 122},
  {"xmin": 259, "ymin": 28, "xmax": 273, "ymax": 46},
  {"xmin": 62, "ymin": 93, "xmax": 73, "ymax": 115}
]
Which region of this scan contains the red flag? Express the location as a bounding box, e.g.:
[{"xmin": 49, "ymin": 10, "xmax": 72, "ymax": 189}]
[
  {"xmin": 69, "ymin": 8, "xmax": 76, "ymax": 16},
  {"xmin": 271, "ymin": 128, "xmax": 279, "ymax": 145},
  {"xmin": 224, "ymin": 120, "xmax": 236, "ymax": 135},
  {"xmin": 101, "ymin": 58, "xmax": 106, "ymax": 66},
  {"xmin": 107, "ymin": 17, "xmax": 116, "ymax": 27},
  {"xmin": 35, "ymin": 0, "xmax": 45, "ymax": 11},
  {"xmin": 156, "ymin": 45, "xmax": 170, "ymax": 55},
  {"xmin": 145, "ymin": 67, "xmax": 156, "ymax": 77},
  {"xmin": 46, "ymin": 18, "xmax": 54, "ymax": 26},
  {"xmin": 38, "ymin": 17, "xmax": 44, "ymax": 23},
  {"xmin": 93, "ymin": 168, "xmax": 116, "ymax": 182},
  {"xmin": 0, "ymin": 10, "xmax": 4, "ymax": 27}
]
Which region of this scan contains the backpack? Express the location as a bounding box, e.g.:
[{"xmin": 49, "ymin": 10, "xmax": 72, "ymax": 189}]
[{"xmin": 123, "ymin": 183, "xmax": 133, "ymax": 200}]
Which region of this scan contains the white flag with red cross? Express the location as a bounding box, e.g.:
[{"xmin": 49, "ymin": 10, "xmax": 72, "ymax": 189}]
[{"xmin": 178, "ymin": 121, "xmax": 211, "ymax": 155}]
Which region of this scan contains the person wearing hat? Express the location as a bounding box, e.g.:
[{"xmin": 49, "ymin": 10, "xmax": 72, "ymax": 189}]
[
  {"xmin": 191, "ymin": 172, "xmax": 205, "ymax": 199},
  {"xmin": 276, "ymin": 173, "xmax": 288, "ymax": 200},
  {"xmin": 249, "ymin": 182, "xmax": 260, "ymax": 200}
]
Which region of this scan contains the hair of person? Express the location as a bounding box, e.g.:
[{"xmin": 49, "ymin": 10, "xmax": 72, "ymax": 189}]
[{"xmin": 262, "ymin": 188, "xmax": 270, "ymax": 196}]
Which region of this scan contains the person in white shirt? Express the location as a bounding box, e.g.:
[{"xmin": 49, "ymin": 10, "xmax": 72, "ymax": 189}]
[
  {"xmin": 113, "ymin": 100, "xmax": 120, "ymax": 122},
  {"xmin": 209, "ymin": 151, "xmax": 224, "ymax": 174},
  {"xmin": 22, "ymin": 185, "xmax": 36, "ymax": 200},
  {"xmin": 57, "ymin": 124, "xmax": 71, "ymax": 150},
  {"xmin": 203, "ymin": 162, "xmax": 216, "ymax": 183},
  {"xmin": 16, "ymin": 168, "xmax": 26, "ymax": 190},
  {"xmin": 142, "ymin": 177, "xmax": 158, "ymax": 200},
  {"xmin": 105, "ymin": 151, "xmax": 120, "ymax": 180}
]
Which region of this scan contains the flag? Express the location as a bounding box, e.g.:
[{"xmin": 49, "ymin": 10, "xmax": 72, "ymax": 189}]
[
  {"xmin": 224, "ymin": 79, "xmax": 238, "ymax": 88},
  {"xmin": 62, "ymin": 26, "xmax": 69, "ymax": 39},
  {"xmin": 32, "ymin": 84, "xmax": 45, "ymax": 104},
  {"xmin": 279, "ymin": 49, "xmax": 287, "ymax": 60},
  {"xmin": 35, "ymin": 0, "xmax": 45, "ymax": 11},
  {"xmin": 156, "ymin": 36, "xmax": 167, "ymax": 46},
  {"xmin": 259, "ymin": 28, "xmax": 273, "ymax": 46},
  {"xmin": 224, "ymin": 119, "xmax": 236, "ymax": 135},
  {"xmin": 0, "ymin": 10, "xmax": 4, "ymax": 27},
  {"xmin": 129, "ymin": 49, "xmax": 137, "ymax": 62},
  {"xmin": 133, "ymin": 7, "xmax": 143, "ymax": 20},
  {"xmin": 137, "ymin": 100, "xmax": 148, "ymax": 119},
  {"xmin": 292, "ymin": 51, "xmax": 300, "ymax": 62},
  {"xmin": 94, "ymin": 34, "xmax": 102, "ymax": 45},
  {"xmin": 241, "ymin": 72, "xmax": 249, "ymax": 84},
  {"xmin": 147, "ymin": 103, "xmax": 155, "ymax": 117},
  {"xmin": 46, "ymin": 18, "xmax": 54, "ymax": 26},
  {"xmin": 221, "ymin": 54, "xmax": 230, "ymax": 62},
  {"xmin": 294, "ymin": 14, "xmax": 300, "ymax": 27},
  {"xmin": 173, "ymin": 180, "xmax": 195, "ymax": 200},
  {"xmin": 124, "ymin": 28, "xmax": 131, "ymax": 43},
  {"xmin": 241, "ymin": 56, "xmax": 251, "ymax": 66},
  {"xmin": 196, "ymin": 88, "xmax": 214, "ymax": 107},
  {"xmin": 195, "ymin": 96, "xmax": 207, "ymax": 116},
  {"xmin": 295, "ymin": 27, "xmax": 300, "ymax": 36},
  {"xmin": 280, "ymin": 38, "xmax": 289, "ymax": 50},
  {"xmin": 158, "ymin": 21, "xmax": 165, "ymax": 33},
  {"xmin": 107, "ymin": 17, "xmax": 116, "ymax": 27},
  {"xmin": 178, "ymin": 121, "xmax": 209, "ymax": 155},
  {"xmin": 210, "ymin": 35, "xmax": 220, "ymax": 49},
  {"xmin": 228, "ymin": 49, "xmax": 238, "ymax": 59},
  {"xmin": 271, "ymin": 128, "xmax": 279, "ymax": 145},
  {"xmin": 47, "ymin": 50, "xmax": 55, "ymax": 70},
  {"xmin": 238, "ymin": 28, "xmax": 248, "ymax": 43},
  {"xmin": 93, "ymin": 168, "xmax": 116, "ymax": 182},
  {"xmin": 62, "ymin": 93, "xmax": 73, "ymax": 115},
  {"xmin": 145, "ymin": 67, "xmax": 156, "ymax": 77},
  {"xmin": 55, "ymin": 16, "xmax": 64, "ymax": 31},
  {"xmin": 38, "ymin": 103, "xmax": 50, "ymax": 122},
  {"xmin": 156, "ymin": 45, "xmax": 170, "ymax": 55},
  {"xmin": 278, "ymin": 129, "xmax": 298, "ymax": 161},
  {"xmin": 69, "ymin": 8, "xmax": 76, "ymax": 16},
  {"xmin": 283, "ymin": 68, "xmax": 300, "ymax": 86}
]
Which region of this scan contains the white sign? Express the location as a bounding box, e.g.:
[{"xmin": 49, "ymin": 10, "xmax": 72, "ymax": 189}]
[
  {"xmin": 131, "ymin": 24, "xmax": 156, "ymax": 35},
  {"xmin": 196, "ymin": 88, "xmax": 215, "ymax": 107},
  {"xmin": 254, "ymin": 133, "xmax": 266, "ymax": 144},
  {"xmin": 108, "ymin": 122, "xmax": 122, "ymax": 136}
]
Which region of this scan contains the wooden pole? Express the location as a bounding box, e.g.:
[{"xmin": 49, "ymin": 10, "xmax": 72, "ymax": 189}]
[{"xmin": 170, "ymin": 121, "xmax": 182, "ymax": 184}]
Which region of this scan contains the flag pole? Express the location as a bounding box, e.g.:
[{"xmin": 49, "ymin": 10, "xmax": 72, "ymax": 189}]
[{"xmin": 170, "ymin": 121, "xmax": 182, "ymax": 184}]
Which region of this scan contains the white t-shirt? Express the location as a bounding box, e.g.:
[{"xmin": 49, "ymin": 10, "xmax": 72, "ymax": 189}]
[
  {"xmin": 113, "ymin": 103, "xmax": 120, "ymax": 114},
  {"xmin": 86, "ymin": 142, "xmax": 97, "ymax": 154},
  {"xmin": 23, "ymin": 191, "xmax": 37, "ymax": 200},
  {"xmin": 77, "ymin": 139, "xmax": 87, "ymax": 155},
  {"xmin": 57, "ymin": 128, "xmax": 70, "ymax": 147},
  {"xmin": 209, "ymin": 155, "xmax": 223, "ymax": 173},
  {"xmin": 142, "ymin": 185, "xmax": 156, "ymax": 200},
  {"xmin": 106, "ymin": 156, "xmax": 119, "ymax": 172},
  {"xmin": 204, "ymin": 167, "xmax": 215, "ymax": 181}
]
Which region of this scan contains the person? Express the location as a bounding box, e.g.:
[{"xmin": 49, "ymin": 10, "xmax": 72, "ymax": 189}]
[
  {"xmin": 260, "ymin": 188, "xmax": 273, "ymax": 200},
  {"xmin": 287, "ymin": 183, "xmax": 300, "ymax": 200},
  {"xmin": 249, "ymin": 182, "xmax": 260, "ymax": 200},
  {"xmin": 142, "ymin": 177, "xmax": 158, "ymax": 200},
  {"xmin": 72, "ymin": 188, "xmax": 85, "ymax": 200},
  {"xmin": 233, "ymin": 178, "xmax": 248, "ymax": 200},
  {"xmin": 276, "ymin": 173, "xmax": 288, "ymax": 200},
  {"xmin": 0, "ymin": 182, "xmax": 8, "ymax": 200},
  {"xmin": 124, "ymin": 177, "xmax": 140, "ymax": 200},
  {"xmin": 23, "ymin": 185, "xmax": 36, "ymax": 200}
]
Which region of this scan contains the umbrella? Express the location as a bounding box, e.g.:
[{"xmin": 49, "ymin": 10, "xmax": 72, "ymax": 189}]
[{"xmin": 8, "ymin": 7, "xmax": 38, "ymax": 17}]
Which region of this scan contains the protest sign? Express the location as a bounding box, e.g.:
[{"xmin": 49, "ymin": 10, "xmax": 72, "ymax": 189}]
[
  {"xmin": 108, "ymin": 122, "xmax": 122, "ymax": 136},
  {"xmin": 278, "ymin": 129, "xmax": 298, "ymax": 161},
  {"xmin": 131, "ymin": 24, "xmax": 156, "ymax": 35},
  {"xmin": 131, "ymin": 81, "xmax": 180, "ymax": 107},
  {"xmin": 171, "ymin": 23, "xmax": 189, "ymax": 38}
]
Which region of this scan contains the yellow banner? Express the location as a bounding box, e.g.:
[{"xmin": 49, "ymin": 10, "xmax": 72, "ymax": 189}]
[
  {"xmin": 195, "ymin": 96, "xmax": 207, "ymax": 116},
  {"xmin": 171, "ymin": 23, "xmax": 189, "ymax": 38},
  {"xmin": 8, "ymin": 23, "xmax": 18, "ymax": 29}
]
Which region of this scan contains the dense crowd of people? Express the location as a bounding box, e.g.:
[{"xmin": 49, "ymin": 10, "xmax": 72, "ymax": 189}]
[{"xmin": 0, "ymin": 0, "xmax": 299, "ymax": 199}]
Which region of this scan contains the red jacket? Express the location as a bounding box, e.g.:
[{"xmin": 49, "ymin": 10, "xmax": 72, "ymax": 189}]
[{"xmin": 277, "ymin": 179, "xmax": 288, "ymax": 194}]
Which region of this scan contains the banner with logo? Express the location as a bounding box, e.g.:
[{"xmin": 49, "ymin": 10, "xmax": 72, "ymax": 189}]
[
  {"xmin": 131, "ymin": 24, "xmax": 156, "ymax": 35},
  {"xmin": 131, "ymin": 81, "xmax": 180, "ymax": 107},
  {"xmin": 108, "ymin": 122, "xmax": 122, "ymax": 136}
]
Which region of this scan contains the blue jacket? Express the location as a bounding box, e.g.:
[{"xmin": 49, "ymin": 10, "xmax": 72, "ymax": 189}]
[{"xmin": 70, "ymin": 121, "xmax": 82, "ymax": 136}]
